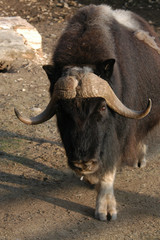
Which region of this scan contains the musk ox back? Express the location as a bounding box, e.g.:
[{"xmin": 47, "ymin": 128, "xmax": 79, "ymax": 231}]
[{"xmin": 15, "ymin": 5, "xmax": 160, "ymax": 221}]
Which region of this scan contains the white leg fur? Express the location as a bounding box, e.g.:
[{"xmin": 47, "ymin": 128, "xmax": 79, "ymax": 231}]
[
  {"xmin": 95, "ymin": 168, "xmax": 117, "ymax": 221},
  {"xmin": 134, "ymin": 143, "xmax": 147, "ymax": 168},
  {"xmin": 139, "ymin": 143, "xmax": 147, "ymax": 168}
]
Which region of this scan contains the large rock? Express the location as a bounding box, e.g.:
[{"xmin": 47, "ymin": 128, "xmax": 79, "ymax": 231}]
[{"xmin": 0, "ymin": 16, "xmax": 43, "ymax": 69}]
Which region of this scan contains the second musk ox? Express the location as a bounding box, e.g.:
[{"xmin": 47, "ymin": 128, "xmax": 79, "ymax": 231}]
[{"xmin": 15, "ymin": 5, "xmax": 160, "ymax": 221}]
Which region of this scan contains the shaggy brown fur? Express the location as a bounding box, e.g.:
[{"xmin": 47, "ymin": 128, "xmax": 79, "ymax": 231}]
[{"xmin": 46, "ymin": 4, "xmax": 160, "ymax": 166}]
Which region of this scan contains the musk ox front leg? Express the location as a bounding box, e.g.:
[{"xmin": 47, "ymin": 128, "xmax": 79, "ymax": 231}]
[{"xmin": 95, "ymin": 168, "xmax": 117, "ymax": 221}]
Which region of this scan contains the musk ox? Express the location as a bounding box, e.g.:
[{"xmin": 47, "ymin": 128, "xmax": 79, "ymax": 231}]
[{"xmin": 14, "ymin": 5, "xmax": 160, "ymax": 221}]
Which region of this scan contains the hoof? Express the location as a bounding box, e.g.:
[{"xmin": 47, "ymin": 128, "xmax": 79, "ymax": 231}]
[
  {"xmin": 138, "ymin": 158, "xmax": 147, "ymax": 168},
  {"xmin": 95, "ymin": 212, "xmax": 107, "ymax": 221},
  {"xmin": 107, "ymin": 213, "xmax": 117, "ymax": 221},
  {"xmin": 95, "ymin": 212, "xmax": 117, "ymax": 221},
  {"xmin": 134, "ymin": 158, "xmax": 147, "ymax": 168}
]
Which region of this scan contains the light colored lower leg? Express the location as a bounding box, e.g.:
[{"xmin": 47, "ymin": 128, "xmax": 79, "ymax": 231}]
[
  {"xmin": 95, "ymin": 168, "xmax": 117, "ymax": 221},
  {"xmin": 139, "ymin": 143, "xmax": 147, "ymax": 168},
  {"xmin": 134, "ymin": 143, "xmax": 147, "ymax": 168}
]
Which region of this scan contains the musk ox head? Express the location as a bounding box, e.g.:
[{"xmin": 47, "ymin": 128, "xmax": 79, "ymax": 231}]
[{"xmin": 14, "ymin": 59, "xmax": 151, "ymax": 175}]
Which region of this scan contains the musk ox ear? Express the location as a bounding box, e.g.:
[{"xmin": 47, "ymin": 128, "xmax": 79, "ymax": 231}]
[
  {"xmin": 96, "ymin": 59, "xmax": 115, "ymax": 79},
  {"xmin": 104, "ymin": 59, "xmax": 115, "ymax": 77},
  {"xmin": 43, "ymin": 65, "xmax": 55, "ymax": 84},
  {"xmin": 43, "ymin": 64, "xmax": 62, "ymax": 96}
]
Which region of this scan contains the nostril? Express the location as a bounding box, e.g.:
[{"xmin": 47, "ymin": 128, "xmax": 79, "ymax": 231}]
[
  {"xmin": 74, "ymin": 162, "xmax": 83, "ymax": 170},
  {"xmin": 83, "ymin": 159, "xmax": 98, "ymax": 170},
  {"xmin": 92, "ymin": 159, "xmax": 98, "ymax": 163},
  {"xmin": 85, "ymin": 158, "xmax": 98, "ymax": 165},
  {"xmin": 71, "ymin": 158, "xmax": 99, "ymax": 173}
]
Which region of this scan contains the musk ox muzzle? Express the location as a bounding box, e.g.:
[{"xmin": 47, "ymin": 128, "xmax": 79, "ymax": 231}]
[{"xmin": 14, "ymin": 72, "xmax": 152, "ymax": 124}]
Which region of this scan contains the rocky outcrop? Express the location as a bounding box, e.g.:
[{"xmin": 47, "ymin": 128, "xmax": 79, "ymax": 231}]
[{"xmin": 0, "ymin": 16, "xmax": 43, "ymax": 70}]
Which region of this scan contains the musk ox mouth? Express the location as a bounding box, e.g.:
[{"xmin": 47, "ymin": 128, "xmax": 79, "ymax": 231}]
[{"xmin": 72, "ymin": 158, "xmax": 100, "ymax": 175}]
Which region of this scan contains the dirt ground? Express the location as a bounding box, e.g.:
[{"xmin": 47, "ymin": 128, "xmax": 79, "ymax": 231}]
[{"xmin": 0, "ymin": 0, "xmax": 160, "ymax": 239}]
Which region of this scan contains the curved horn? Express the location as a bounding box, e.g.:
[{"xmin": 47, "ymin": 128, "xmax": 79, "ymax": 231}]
[
  {"xmin": 14, "ymin": 96, "xmax": 57, "ymax": 125},
  {"xmin": 14, "ymin": 76, "xmax": 78, "ymax": 125},
  {"xmin": 77, "ymin": 73, "xmax": 152, "ymax": 119},
  {"xmin": 14, "ymin": 73, "xmax": 151, "ymax": 124}
]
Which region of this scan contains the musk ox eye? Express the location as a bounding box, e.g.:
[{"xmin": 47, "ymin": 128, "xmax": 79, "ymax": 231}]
[{"xmin": 101, "ymin": 105, "xmax": 106, "ymax": 111}]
